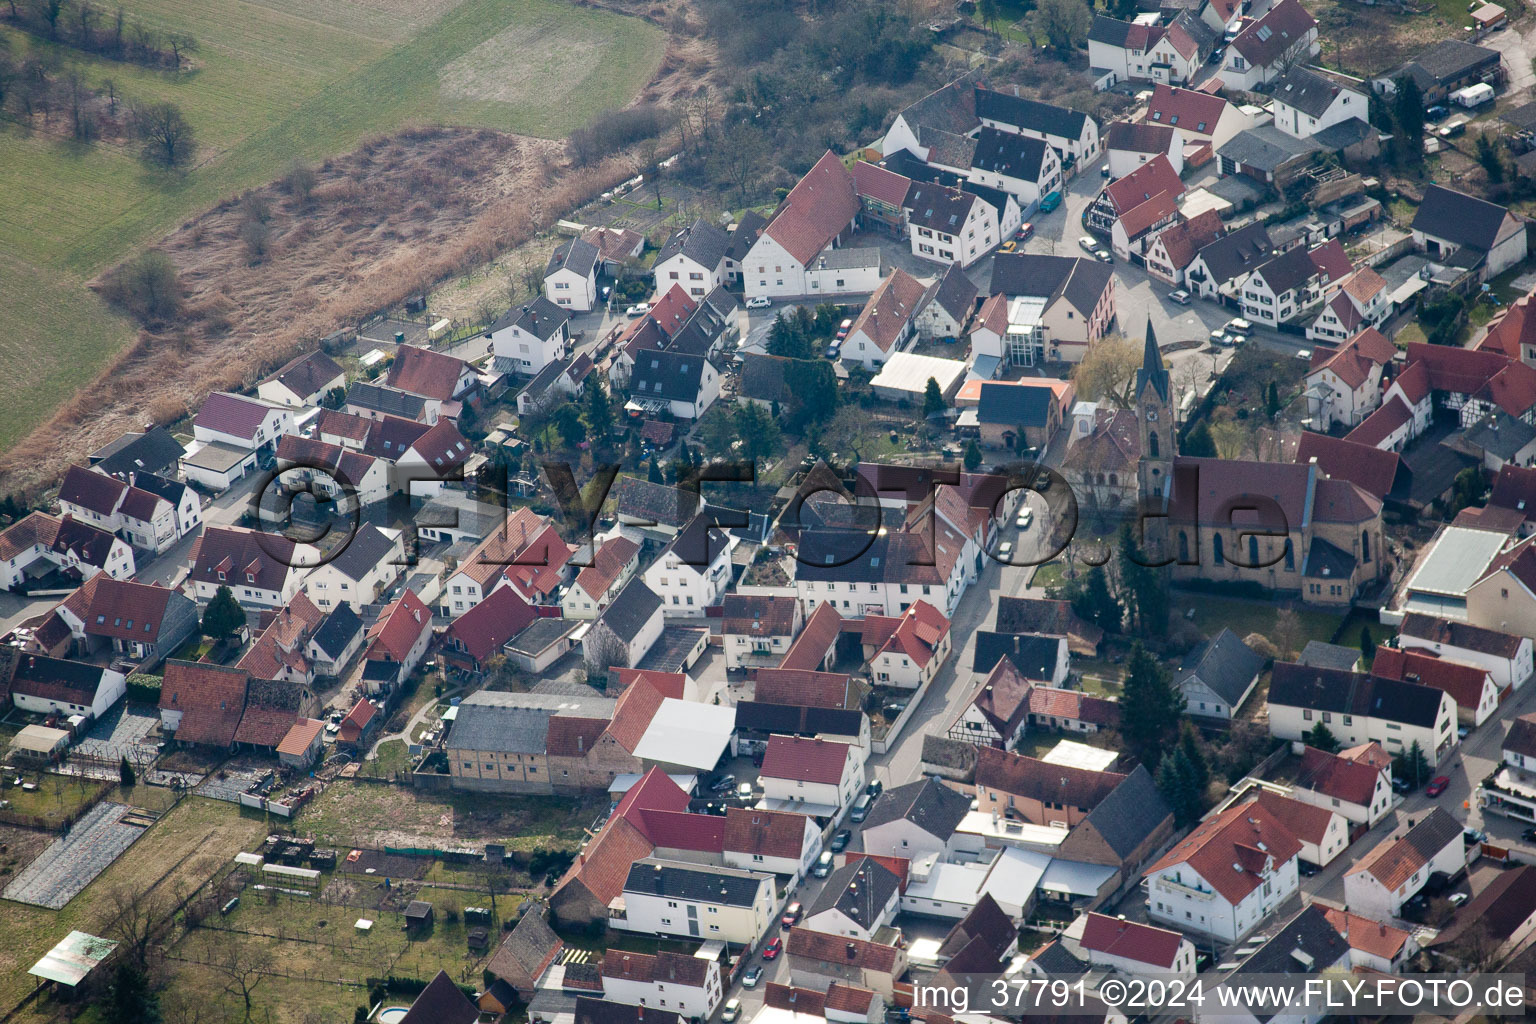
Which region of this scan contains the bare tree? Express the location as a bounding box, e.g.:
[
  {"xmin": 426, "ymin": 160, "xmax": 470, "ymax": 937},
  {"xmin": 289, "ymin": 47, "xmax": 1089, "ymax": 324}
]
[
  {"xmin": 64, "ymin": 69, "xmax": 94, "ymax": 142},
  {"xmin": 132, "ymin": 101, "xmax": 196, "ymax": 168},
  {"xmin": 104, "ymin": 882, "xmax": 170, "ymax": 966},
  {"xmin": 1273, "ymin": 608, "xmax": 1302, "ymax": 660},
  {"xmin": 583, "ymin": 624, "xmax": 629, "ymax": 674},
  {"xmin": 238, "ymin": 218, "xmax": 270, "ymax": 263},
  {"xmin": 165, "ymin": 31, "xmax": 195, "ymax": 70},
  {"xmin": 198, "ymin": 928, "xmax": 273, "ymax": 1023},
  {"xmin": 102, "ymin": 76, "xmax": 117, "ymax": 116},
  {"xmin": 281, "ymin": 162, "xmax": 317, "ymax": 206},
  {"xmin": 74, "ymin": 0, "xmax": 95, "ymax": 47}
]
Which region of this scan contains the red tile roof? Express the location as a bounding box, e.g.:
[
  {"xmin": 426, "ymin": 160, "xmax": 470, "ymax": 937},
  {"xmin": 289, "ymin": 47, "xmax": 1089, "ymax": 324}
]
[
  {"xmin": 1080, "ymin": 912, "xmax": 1185, "ymax": 968},
  {"xmin": 557, "ymin": 816, "xmax": 655, "ymax": 906},
  {"xmin": 500, "ymin": 524, "xmax": 574, "ymax": 600},
  {"xmin": 972, "ymin": 292, "xmax": 1008, "ymax": 338},
  {"xmin": 760, "ymin": 735, "xmax": 851, "ymax": 786},
  {"xmin": 1104, "ymin": 154, "xmax": 1186, "ymax": 216},
  {"xmin": 59, "ymin": 464, "xmax": 125, "ymax": 517},
  {"xmin": 721, "ymin": 594, "xmax": 799, "ymax": 638},
  {"xmin": 1232, "ymin": 0, "xmax": 1317, "ymax": 69},
  {"xmin": 723, "ymin": 806, "xmax": 812, "ymax": 859},
  {"xmin": 1295, "ymin": 744, "xmax": 1385, "ymax": 807},
  {"xmin": 1118, "ymin": 192, "xmax": 1179, "ymax": 241},
  {"xmin": 1295, "ymin": 432, "xmax": 1400, "ymax": 501},
  {"xmin": 367, "ymin": 589, "xmax": 431, "ymax": 662},
  {"xmin": 1308, "ymin": 239, "xmax": 1354, "ymax": 285},
  {"xmin": 81, "ymin": 579, "xmax": 179, "ymax": 642},
  {"xmin": 235, "ymin": 678, "xmax": 313, "ymax": 748},
  {"xmin": 338, "ymin": 697, "xmax": 377, "ymax": 742},
  {"xmin": 763, "ymin": 151, "xmax": 862, "ymax": 266},
  {"xmin": 764, "ymin": 984, "xmax": 826, "ymax": 1015},
  {"xmin": 1347, "ymin": 808, "xmax": 1461, "ymax": 890},
  {"xmin": 1322, "ymin": 907, "xmax": 1411, "ymax": 961},
  {"xmin": 875, "ymin": 600, "xmax": 950, "ymax": 668},
  {"xmin": 1143, "ymin": 85, "xmax": 1230, "ymax": 138},
  {"xmin": 191, "ymin": 526, "xmax": 296, "ymax": 595},
  {"xmin": 195, "ymin": 392, "xmax": 280, "ymax": 439},
  {"xmin": 848, "ymin": 269, "xmax": 926, "ymax": 354},
  {"xmin": 238, "ymin": 592, "xmax": 325, "ymax": 679},
  {"xmin": 1152, "ymin": 209, "xmax": 1224, "ymax": 271},
  {"xmin": 779, "ymin": 602, "xmax": 844, "ymax": 671},
  {"xmin": 785, "ymin": 929, "xmax": 901, "ymax": 973},
  {"xmin": 545, "ymin": 716, "xmax": 609, "ymax": 757},
  {"xmin": 610, "ymin": 668, "xmax": 687, "ymax": 699},
  {"xmin": 976, "ymin": 747, "xmax": 1125, "ymax": 808},
  {"xmin": 1490, "ymin": 463, "xmax": 1536, "ymax": 520},
  {"xmin": 277, "ymin": 718, "xmax": 325, "ymax": 757},
  {"xmin": 646, "ymin": 284, "xmax": 699, "ymax": 338},
  {"xmin": 445, "ymin": 586, "xmax": 537, "ymax": 664},
  {"xmin": 615, "ymin": 766, "xmax": 691, "ymax": 818},
  {"xmin": 1144, "ymin": 800, "xmax": 1303, "ymax": 904},
  {"xmin": 405, "ymin": 419, "xmax": 471, "ymax": 479},
  {"xmin": 1028, "ymin": 684, "xmax": 1121, "ymax": 726},
  {"xmin": 160, "ymin": 662, "xmax": 250, "ymax": 748},
  {"xmin": 753, "ymin": 669, "xmax": 858, "ymax": 710},
  {"xmin": 853, "ymin": 160, "xmax": 912, "ymax": 208},
  {"xmin": 1371, "ymin": 646, "xmax": 1491, "ymax": 712},
  {"xmin": 386, "ymin": 345, "xmax": 473, "ymax": 402},
  {"xmin": 1308, "ymin": 327, "xmax": 1395, "ymax": 390},
  {"xmin": 605, "ymin": 677, "xmax": 667, "ymax": 753},
  {"xmin": 1249, "ymin": 790, "xmax": 1336, "ymax": 846},
  {"xmin": 1346, "ymin": 394, "xmax": 1413, "ymax": 448},
  {"xmin": 1478, "ymin": 288, "xmax": 1536, "ymax": 357},
  {"xmin": 574, "ymin": 536, "xmax": 640, "ymax": 602}
]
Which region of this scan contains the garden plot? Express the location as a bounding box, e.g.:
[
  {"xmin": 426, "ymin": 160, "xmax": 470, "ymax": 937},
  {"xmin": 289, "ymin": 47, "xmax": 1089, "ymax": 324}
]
[
  {"xmin": 195, "ymin": 761, "xmax": 277, "ymax": 804},
  {"xmin": 73, "ymin": 704, "xmax": 160, "ymax": 761},
  {"xmin": 2, "ymin": 802, "xmax": 152, "ymax": 909}
]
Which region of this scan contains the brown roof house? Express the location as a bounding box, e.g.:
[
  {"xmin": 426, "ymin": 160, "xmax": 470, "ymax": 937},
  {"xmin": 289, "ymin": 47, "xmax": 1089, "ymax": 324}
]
[
  {"xmin": 158, "ymin": 662, "xmax": 251, "ymax": 749},
  {"xmin": 785, "ymin": 929, "xmax": 908, "ymax": 999},
  {"xmin": 488, "ymin": 906, "xmax": 564, "ymax": 998}
]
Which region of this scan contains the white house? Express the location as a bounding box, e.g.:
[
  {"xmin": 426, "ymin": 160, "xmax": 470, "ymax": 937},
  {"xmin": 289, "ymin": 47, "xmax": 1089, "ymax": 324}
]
[
  {"xmin": 1175, "ymin": 628, "xmax": 1265, "ymax": 720},
  {"xmin": 913, "ymin": 263, "xmax": 980, "ymax": 341},
  {"xmin": 0, "ymin": 513, "xmax": 136, "ymax": 589},
  {"xmin": 274, "ymin": 435, "xmax": 391, "ymax": 512},
  {"xmin": 628, "ymin": 349, "xmax": 721, "ymax": 421},
  {"xmin": 1270, "ymin": 66, "xmax": 1369, "ymax": 140},
  {"xmin": 56, "ymin": 464, "xmax": 178, "ymax": 554},
  {"xmin": 1088, "ymin": 16, "xmax": 1202, "ymax": 88},
  {"xmin": 600, "ymin": 950, "xmax": 723, "ymax": 1019},
  {"xmin": 256, "ymin": 350, "xmax": 347, "ymax": 408},
  {"xmin": 966, "ymin": 127, "xmax": 1061, "ymax": 211},
  {"xmin": 759, "ymin": 736, "xmax": 865, "ymax": 815},
  {"xmin": 1371, "ymin": 646, "xmax": 1502, "ymax": 728},
  {"xmin": 1143, "ymin": 800, "xmax": 1302, "ymax": 942},
  {"xmin": 1343, "ymin": 808, "xmax": 1465, "ymax": 921},
  {"xmin": 1412, "ymin": 184, "xmax": 1529, "ymax": 279},
  {"xmin": 193, "ymin": 392, "xmax": 294, "ymax": 454},
  {"xmin": 1074, "ymin": 913, "xmax": 1196, "ymax": 978},
  {"xmin": 722, "ymin": 807, "xmax": 823, "ymax": 880},
  {"xmin": 904, "ymin": 182, "xmax": 996, "ymax": 269},
  {"xmin": 562, "ymin": 535, "xmax": 642, "ymax": 621},
  {"xmin": 490, "ymin": 297, "xmax": 573, "ymax": 377},
  {"xmin": 8, "ymin": 656, "xmax": 126, "ymax": 719},
  {"xmin": 1398, "ymin": 612, "xmax": 1534, "ymax": 691},
  {"xmin": 1143, "ymin": 85, "xmax": 1255, "ymax": 152},
  {"xmin": 860, "ymin": 778, "xmax": 971, "ymax": 861},
  {"xmin": 642, "ymin": 516, "xmax": 732, "ymax": 618},
  {"xmin": 743, "ymin": 152, "xmax": 865, "ymax": 300},
  {"xmin": 1105, "ymin": 121, "xmax": 1185, "ymax": 180},
  {"xmin": 653, "ymin": 220, "xmax": 731, "ymax": 300},
  {"xmin": 1240, "ymin": 245, "xmax": 1327, "ymax": 328},
  {"xmin": 585, "ymin": 579, "xmax": 665, "ymax": 673},
  {"xmin": 803, "ymin": 859, "xmax": 901, "ymax": 940},
  {"xmin": 1221, "ymin": 0, "xmax": 1319, "ymax": 91},
  {"xmin": 190, "ymin": 526, "xmax": 309, "ymax": 609},
  {"xmin": 1303, "ymin": 324, "xmax": 1396, "ymax": 433},
  {"xmin": 1268, "ymin": 664, "xmax": 1460, "ymax": 767},
  {"xmin": 544, "ymin": 236, "xmax": 600, "ymax": 311},
  {"xmin": 1290, "ymin": 742, "xmax": 1394, "ymax": 827},
  {"xmin": 974, "ymin": 87, "xmax": 1101, "ymax": 171},
  {"xmin": 612, "ymin": 859, "xmax": 776, "ymax": 946},
  {"xmin": 300, "ymin": 524, "xmax": 403, "ymax": 613},
  {"xmin": 133, "ymin": 472, "xmax": 202, "ymax": 541},
  {"xmin": 841, "ymin": 270, "xmax": 926, "ymax": 370},
  {"xmin": 1308, "ymin": 270, "xmax": 1392, "ymax": 346},
  {"xmin": 866, "ymin": 601, "xmax": 952, "ymax": 690},
  {"xmin": 720, "ymin": 594, "xmax": 801, "ymax": 671},
  {"xmin": 1322, "ymin": 908, "xmax": 1418, "ymax": 974},
  {"xmin": 1246, "ymin": 791, "xmax": 1350, "ymax": 869}
]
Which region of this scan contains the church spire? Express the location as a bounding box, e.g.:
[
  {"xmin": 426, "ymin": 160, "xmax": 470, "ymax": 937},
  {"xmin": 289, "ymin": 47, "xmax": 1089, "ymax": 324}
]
[{"xmin": 1135, "ymin": 319, "xmax": 1170, "ymax": 403}]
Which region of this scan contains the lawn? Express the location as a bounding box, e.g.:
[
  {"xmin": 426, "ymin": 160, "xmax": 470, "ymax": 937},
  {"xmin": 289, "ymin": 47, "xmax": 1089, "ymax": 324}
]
[
  {"xmin": 0, "ymin": 0, "xmax": 665, "ymax": 448},
  {"xmin": 1172, "ymin": 591, "xmax": 1345, "ymax": 648},
  {"xmin": 0, "ymin": 795, "xmax": 267, "ymax": 1013},
  {"xmin": 0, "ymin": 775, "xmax": 110, "ymax": 828}
]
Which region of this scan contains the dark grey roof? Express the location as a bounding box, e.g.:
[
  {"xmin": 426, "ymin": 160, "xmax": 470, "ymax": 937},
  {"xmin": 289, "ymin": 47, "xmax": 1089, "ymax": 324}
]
[
  {"xmin": 656, "ymin": 219, "xmax": 731, "ymax": 271},
  {"xmin": 808, "ymin": 858, "xmax": 901, "ymax": 926},
  {"xmin": 728, "ymin": 212, "xmax": 769, "ymax": 262},
  {"xmin": 1222, "ymin": 906, "xmax": 1349, "ymax": 1021},
  {"xmin": 1301, "ymin": 535, "xmax": 1357, "ymax": 580},
  {"xmin": 520, "ymin": 356, "xmax": 574, "ymax": 397},
  {"xmin": 971, "ymin": 631, "xmax": 1064, "ymax": 677},
  {"xmin": 325, "ymin": 523, "xmax": 398, "ymax": 582},
  {"xmin": 1031, "ymin": 940, "xmax": 1090, "ymax": 976},
  {"xmin": 90, "ymin": 427, "xmax": 186, "ymax": 481},
  {"xmin": 989, "ymin": 253, "xmax": 1114, "ymax": 317},
  {"xmin": 701, "ymin": 502, "xmax": 771, "ymax": 545},
  {"xmin": 734, "ymin": 701, "xmax": 864, "ymax": 737},
  {"xmin": 880, "ymin": 148, "xmax": 965, "ymax": 189},
  {"xmin": 448, "ymin": 702, "xmax": 555, "ymax": 755},
  {"xmin": 623, "ymin": 859, "xmax": 768, "ymax": 907},
  {"xmin": 701, "ymin": 285, "xmax": 740, "ymax": 322},
  {"xmin": 546, "ymin": 236, "xmax": 600, "ymax": 279},
  {"xmin": 362, "ymin": 659, "xmax": 400, "ymax": 685},
  {"xmin": 740, "ymin": 354, "xmax": 794, "ymax": 404},
  {"xmin": 508, "ymin": 616, "xmax": 578, "ymax": 655},
  {"xmin": 1088, "ymin": 14, "xmax": 1136, "ymax": 47},
  {"xmin": 1296, "ymin": 640, "xmax": 1360, "ymax": 672},
  {"xmin": 1137, "ymin": 323, "xmax": 1169, "ymax": 403},
  {"xmin": 1269, "ymin": 664, "xmax": 1446, "ymax": 727},
  {"xmin": 1218, "ymin": 125, "xmax": 1321, "ymax": 174},
  {"xmin": 896, "ymin": 70, "xmax": 983, "ymax": 138},
  {"xmin": 905, "ymin": 181, "xmax": 978, "ymax": 233},
  {"xmin": 1177, "ymin": 628, "xmax": 1264, "ymax": 705},
  {"xmin": 862, "ymin": 777, "xmax": 970, "ymax": 838},
  {"xmin": 1412, "ymin": 184, "xmax": 1513, "ymax": 252},
  {"xmin": 614, "ymin": 476, "xmax": 698, "ymax": 529},
  {"xmin": 346, "ymin": 380, "xmax": 428, "ymax": 419},
  {"xmin": 916, "ymin": 263, "xmax": 979, "ymax": 324},
  {"xmin": 1253, "ymin": 244, "xmax": 1320, "ymax": 295},
  {"xmin": 599, "ymin": 579, "xmax": 663, "ymax": 642},
  {"xmin": 1271, "ymin": 66, "xmax": 1351, "ymax": 119},
  {"xmin": 1170, "ymin": 9, "xmax": 1218, "ymax": 53},
  {"xmin": 402, "ymin": 971, "xmax": 479, "ymax": 1024},
  {"xmin": 1503, "ymin": 100, "xmax": 1536, "ymax": 132},
  {"xmin": 311, "ymin": 604, "xmax": 364, "ymax": 659},
  {"xmin": 1312, "ymin": 118, "xmax": 1376, "ymax": 150},
  {"xmin": 576, "ymin": 998, "xmax": 682, "ymax": 1024},
  {"xmin": 1466, "ymin": 410, "xmax": 1536, "ymax": 461},
  {"xmin": 1193, "ymin": 221, "xmax": 1273, "ymax": 285},
  {"xmin": 1078, "ymin": 765, "xmax": 1172, "ymax": 859},
  {"xmin": 131, "ymin": 471, "xmax": 189, "ymax": 508},
  {"xmin": 1106, "ymin": 120, "xmax": 1177, "ymax": 154},
  {"xmin": 976, "ymin": 381, "xmax": 1053, "ymax": 427},
  {"xmin": 960, "ymin": 181, "xmax": 1014, "ymax": 220},
  {"xmin": 495, "ymin": 296, "xmax": 572, "ymax": 341},
  {"xmin": 13, "ymin": 654, "xmax": 108, "ymax": 695},
  {"xmin": 970, "ymin": 126, "xmax": 1050, "ymax": 182},
  {"xmin": 1396, "ymin": 38, "xmax": 1501, "ymax": 87},
  {"xmin": 974, "ymin": 88, "xmax": 1092, "ymax": 141},
  {"xmin": 632, "ymin": 349, "xmax": 712, "ymax": 403},
  {"xmin": 660, "ymin": 514, "xmax": 730, "ymax": 573}
]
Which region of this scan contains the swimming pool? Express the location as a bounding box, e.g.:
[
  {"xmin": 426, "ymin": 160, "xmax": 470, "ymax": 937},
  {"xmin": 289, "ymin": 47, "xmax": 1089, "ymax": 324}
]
[{"xmin": 378, "ymin": 1008, "xmax": 410, "ymax": 1024}]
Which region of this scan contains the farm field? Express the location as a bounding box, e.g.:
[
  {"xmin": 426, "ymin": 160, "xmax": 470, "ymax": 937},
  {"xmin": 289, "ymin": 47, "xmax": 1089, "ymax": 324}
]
[{"xmin": 0, "ymin": 0, "xmax": 666, "ymax": 450}]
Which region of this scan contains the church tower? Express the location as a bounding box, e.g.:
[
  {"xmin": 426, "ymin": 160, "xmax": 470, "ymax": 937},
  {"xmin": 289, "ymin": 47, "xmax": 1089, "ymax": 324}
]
[{"xmin": 1134, "ymin": 321, "xmax": 1172, "ymax": 499}]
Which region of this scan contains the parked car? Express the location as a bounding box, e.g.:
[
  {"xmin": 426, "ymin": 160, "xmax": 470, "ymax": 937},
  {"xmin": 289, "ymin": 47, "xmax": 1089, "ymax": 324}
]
[
  {"xmin": 625, "ymin": 303, "xmax": 651, "ymax": 318},
  {"xmin": 1464, "ymin": 827, "xmax": 1487, "ymax": 845},
  {"xmin": 762, "ymin": 937, "xmax": 783, "ymax": 960},
  {"xmin": 1458, "ymin": 725, "xmax": 1470, "ymax": 740},
  {"xmin": 1298, "ymin": 861, "xmax": 1319, "ymax": 877},
  {"xmin": 711, "ymin": 774, "xmax": 736, "ymax": 793},
  {"xmin": 736, "ymin": 782, "xmax": 754, "ymax": 800},
  {"xmin": 866, "ymin": 779, "xmax": 883, "ymax": 797},
  {"xmin": 1392, "ymin": 777, "xmax": 1412, "ymax": 794},
  {"xmin": 1016, "ymin": 507, "xmax": 1034, "ymax": 529},
  {"xmin": 1226, "ymin": 317, "xmax": 1253, "ymax": 333},
  {"xmin": 1039, "ymin": 191, "xmax": 1062, "ymax": 212},
  {"xmin": 830, "ymin": 828, "xmax": 852, "ymax": 852},
  {"xmin": 1100, "ymin": 164, "xmax": 1111, "ymax": 178},
  {"xmin": 1209, "ymin": 46, "xmax": 1224, "ymax": 63},
  {"xmin": 812, "ymin": 850, "xmax": 833, "ymax": 877},
  {"xmin": 823, "ymin": 341, "xmax": 841, "ymax": 360},
  {"xmin": 1521, "ymin": 826, "xmax": 1536, "ymax": 841},
  {"xmin": 999, "ymin": 240, "xmax": 1018, "ymax": 253},
  {"xmin": 1210, "ymin": 327, "xmax": 1228, "ymax": 345},
  {"xmin": 723, "ymin": 999, "xmax": 743, "ymax": 1022},
  {"xmin": 1017, "ymin": 222, "xmax": 1034, "ymax": 241},
  {"xmin": 1078, "ymin": 236, "xmax": 1098, "ymax": 253},
  {"xmin": 1225, "ymin": 333, "xmax": 1248, "ymax": 347},
  {"xmin": 1169, "ymin": 289, "xmax": 1192, "ymax": 305},
  {"xmin": 1448, "ymin": 892, "xmax": 1470, "ymax": 907},
  {"xmin": 782, "ymin": 902, "xmax": 803, "ymax": 928},
  {"xmin": 1294, "ymin": 348, "xmax": 1313, "ymax": 361},
  {"xmin": 849, "ymin": 795, "xmax": 873, "ymax": 823},
  {"xmin": 742, "ymin": 965, "xmax": 763, "ymax": 988},
  {"xmin": 1095, "ymin": 249, "xmax": 1113, "ymax": 263},
  {"xmin": 997, "ymin": 540, "xmax": 1014, "ymax": 558},
  {"xmin": 836, "ymin": 318, "xmax": 853, "ymax": 340},
  {"xmin": 1426, "ymin": 776, "xmax": 1451, "ymax": 797},
  {"xmin": 1425, "ymin": 104, "xmax": 1450, "ymax": 122}
]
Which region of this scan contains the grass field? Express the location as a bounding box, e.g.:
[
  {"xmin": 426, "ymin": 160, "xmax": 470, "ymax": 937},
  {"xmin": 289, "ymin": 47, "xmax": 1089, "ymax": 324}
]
[{"xmin": 0, "ymin": 0, "xmax": 665, "ymax": 449}]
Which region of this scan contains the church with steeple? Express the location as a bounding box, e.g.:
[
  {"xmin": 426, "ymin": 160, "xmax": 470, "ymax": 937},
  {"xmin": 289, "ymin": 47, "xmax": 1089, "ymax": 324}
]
[{"xmin": 1128, "ymin": 323, "xmax": 1387, "ymax": 606}]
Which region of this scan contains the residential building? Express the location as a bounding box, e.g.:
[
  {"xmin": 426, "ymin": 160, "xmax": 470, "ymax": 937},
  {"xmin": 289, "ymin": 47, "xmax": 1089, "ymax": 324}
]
[
  {"xmin": 1270, "ymin": 66, "xmax": 1369, "ymax": 140},
  {"xmin": 1239, "ymin": 243, "xmax": 1332, "ymax": 327},
  {"xmin": 841, "ymin": 270, "xmax": 926, "ymax": 370},
  {"xmin": 723, "ymin": 806, "xmax": 823, "ymax": 879},
  {"xmin": 1142, "ymin": 84, "xmax": 1253, "ymax": 151},
  {"xmin": 363, "ymin": 589, "xmax": 433, "ymax": 686},
  {"xmin": 1185, "ymin": 221, "xmax": 1272, "ymax": 302},
  {"xmin": 654, "ymin": 219, "xmax": 731, "ymax": 299},
  {"xmin": 973, "ymin": 379, "xmax": 1066, "ymax": 452},
  {"xmin": 721, "ymin": 594, "xmax": 802, "ymax": 671},
  {"xmin": 440, "ymin": 585, "xmax": 537, "ymax": 675},
  {"xmin": 1412, "ymin": 184, "xmax": 1528, "ymax": 278},
  {"xmin": 1246, "ymin": 791, "xmax": 1349, "ymax": 868},
  {"xmin": 1290, "ymin": 742, "xmax": 1394, "ymax": 826},
  {"xmin": 1209, "ymin": 906, "xmax": 1349, "ymax": 1024},
  {"xmin": 759, "ymin": 735, "xmax": 865, "ymax": 814},
  {"xmin": 1220, "ymin": 0, "xmax": 1319, "ymax": 90},
  {"xmin": 1374, "ymin": 38, "xmax": 1505, "ymax": 102},
  {"xmin": 973, "ymin": 746, "xmax": 1125, "ymax": 828},
  {"xmin": 1343, "ymin": 808, "xmax": 1465, "ymax": 920},
  {"xmin": 274, "ymin": 435, "xmax": 390, "ymax": 511},
  {"xmin": 984, "ymin": 253, "xmax": 1117, "ymax": 364},
  {"xmin": 7, "ymin": 655, "xmax": 126, "ymax": 719},
  {"xmin": 192, "ymin": 392, "xmax": 293, "ymax": 454},
  {"xmin": 585, "ymin": 579, "xmax": 665, "ymax": 672},
  {"xmin": 1302, "ymin": 326, "xmax": 1396, "ymax": 426},
  {"xmin": 1175, "ymin": 628, "xmax": 1265, "ymax": 719},
  {"xmin": 1267, "ymin": 663, "xmax": 1458, "ymax": 765},
  {"xmin": 545, "ymin": 236, "xmax": 600, "ymax": 311},
  {"xmin": 785, "ymin": 930, "xmax": 907, "ymax": 999},
  {"xmin": 57, "ymin": 577, "xmax": 198, "ymax": 670},
  {"xmin": 300, "ymin": 524, "xmax": 403, "ymax": 612},
  {"xmin": 974, "ymin": 86, "xmax": 1101, "ymax": 170},
  {"xmin": 1105, "ymin": 121, "xmax": 1185, "ymax": 179},
  {"xmin": 563, "ymin": 536, "xmax": 642, "ymax": 620},
  {"xmin": 599, "ymin": 949, "xmax": 723, "ymax": 1019},
  {"xmin": 57, "ymin": 464, "xmax": 177, "ymax": 554},
  {"xmin": 189, "ymin": 526, "xmax": 305, "ymax": 609},
  {"xmin": 863, "ymin": 600, "xmax": 951, "ymax": 689},
  {"xmin": 490, "ymin": 297, "xmax": 573, "ymax": 376},
  {"xmin": 744, "ymin": 152, "xmax": 870, "ymax": 300},
  {"xmin": 1076, "ymin": 913, "xmax": 1196, "ymax": 978},
  {"xmin": 913, "ymin": 263, "xmax": 979, "ymax": 340},
  {"xmin": 628, "ymin": 349, "xmax": 721, "ymax": 421},
  {"xmin": 1087, "ymin": 153, "xmax": 1185, "ymax": 236},
  {"xmin": 611, "ymin": 859, "xmax": 776, "ymax": 945},
  {"xmin": 256, "ymin": 350, "xmax": 346, "ymax": 408},
  {"xmin": 904, "ymin": 181, "xmax": 996, "ymax": 268},
  {"xmin": 642, "ymin": 516, "xmax": 732, "ymax": 618},
  {"xmin": 861, "ymin": 777, "xmax": 970, "ymax": 860},
  {"xmin": 89, "ymin": 426, "xmax": 184, "ymax": 482},
  {"xmin": 966, "ymin": 127, "xmax": 1060, "ymax": 211},
  {"xmin": 1322, "ymin": 908, "xmax": 1417, "ymax": 973},
  {"xmin": 804, "ymin": 859, "xmax": 901, "ymax": 940},
  {"xmin": 1398, "ymin": 611, "xmax": 1533, "ymax": 690},
  {"xmin": 1087, "ymin": 15, "xmax": 1203, "ymax": 87},
  {"xmin": 1143, "ymin": 801, "xmax": 1302, "ymax": 941},
  {"xmin": 1371, "ymin": 646, "xmax": 1500, "ymax": 727},
  {"xmin": 487, "ymin": 908, "xmax": 564, "ymax": 999}
]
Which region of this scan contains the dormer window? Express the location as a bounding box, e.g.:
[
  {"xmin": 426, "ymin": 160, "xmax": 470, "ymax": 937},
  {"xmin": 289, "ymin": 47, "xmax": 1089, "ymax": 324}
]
[{"xmin": 246, "ymin": 573, "xmax": 254, "ymax": 583}]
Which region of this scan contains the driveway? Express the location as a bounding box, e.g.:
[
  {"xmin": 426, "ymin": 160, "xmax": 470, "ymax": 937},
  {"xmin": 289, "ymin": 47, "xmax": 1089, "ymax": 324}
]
[{"xmin": 1482, "ymin": 22, "xmax": 1536, "ymax": 95}]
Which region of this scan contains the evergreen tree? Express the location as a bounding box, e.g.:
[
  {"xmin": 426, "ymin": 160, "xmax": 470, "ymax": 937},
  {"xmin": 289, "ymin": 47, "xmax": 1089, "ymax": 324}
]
[
  {"xmin": 1265, "ymin": 380, "xmax": 1281, "ymax": 419},
  {"xmin": 1394, "ymin": 740, "xmax": 1431, "ymax": 788},
  {"xmin": 119, "ymin": 756, "xmax": 136, "ymax": 786},
  {"xmin": 964, "ymin": 441, "xmax": 982, "ymax": 472},
  {"xmin": 105, "ymin": 961, "xmax": 161, "ymax": 1024},
  {"xmin": 1359, "ymin": 625, "xmax": 1376, "ymax": 665},
  {"xmin": 1156, "ymin": 749, "xmax": 1202, "ymax": 827},
  {"xmin": 1306, "ymin": 719, "xmax": 1341, "ymax": 754},
  {"xmin": 1393, "ymin": 76, "xmax": 1425, "ymax": 157},
  {"xmin": 1184, "ymin": 421, "xmax": 1217, "ymax": 458},
  {"xmin": 585, "ymin": 378, "xmax": 614, "ymax": 440},
  {"xmin": 1121, "ymin": 641, "xmax": 1185, "ymax": 764},
  {"xmin": 1477, "ymin": 134, "xmax": 1505, "ymax": 183},
  {"xmin": 202, "ymin": 586, "xmax": 245, "ymax": 639},
  {"xmin": 786, "ymin": 359, "xmax": 839, "ymax": 429},
  {"xmin": 1180, "ymin": 725, "xmax": 1210, "ymax": 792},
  {"xmin": 648, "ymin": 456, "xmax": 664, "ymax": 484},
  {"xmin": 736, "ymin": 402, "xmax": 781, "ymax": 462},
  {"xmin": 923, "ymin": 377, "xmax": 946, "ymax": 418},
  {"xmin": 1076, "ymin": 564, "xmax": 1122, "ymax": 633},
  {"xmin": 1117, "ymin": 526, "xmax": 1170, "ymax": 637}
]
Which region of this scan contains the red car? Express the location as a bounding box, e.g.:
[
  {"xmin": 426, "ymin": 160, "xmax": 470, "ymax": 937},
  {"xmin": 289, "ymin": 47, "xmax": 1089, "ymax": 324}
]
[
  {"xmin": 1426, "ymin": 776, "xmax": 1451, "ymax": 797},
  {"xmin": 781, "ymin": 902, "xmax": 802, "ymax": 929},
  {"xmin": 762, "ymin": 937, "xmax": 783, "ymax": 960},
  {"xmin": 1017, "ymin": 222, "xmax": 1034, "ymax": 241}
]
